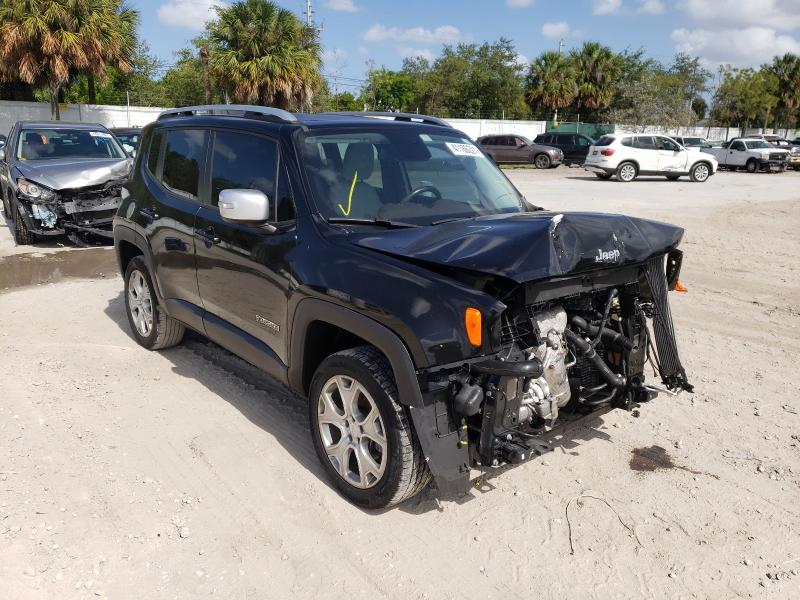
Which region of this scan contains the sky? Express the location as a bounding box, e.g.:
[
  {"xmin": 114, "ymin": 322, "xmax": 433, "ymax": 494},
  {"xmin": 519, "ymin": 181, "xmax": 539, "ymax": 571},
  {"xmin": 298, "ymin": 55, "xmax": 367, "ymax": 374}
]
[{"xmin": 137, "ymin": 0, "xmax": 800, "ymax": 89}]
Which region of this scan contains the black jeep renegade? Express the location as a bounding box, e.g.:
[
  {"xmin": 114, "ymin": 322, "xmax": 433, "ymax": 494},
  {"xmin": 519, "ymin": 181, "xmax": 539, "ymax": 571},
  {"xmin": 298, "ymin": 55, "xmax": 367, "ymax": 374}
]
[{"xmin": 113, "ymin": 105, "xmax": 691, "ymax": 508}]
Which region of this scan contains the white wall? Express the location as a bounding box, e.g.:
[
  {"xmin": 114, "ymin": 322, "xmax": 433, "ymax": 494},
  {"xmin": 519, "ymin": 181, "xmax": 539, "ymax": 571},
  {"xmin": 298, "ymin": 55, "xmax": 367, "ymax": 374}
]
[
  {"xmin": 0, "ymin": 100, "xmax": 163, "ymax": 136},
  {"xmin": 615, "ymin": 123, "xmax": 800, "ymax": 141},
  {"xmin": 447, "ymin": 118, "xmax": 547, "ymax": 141}
]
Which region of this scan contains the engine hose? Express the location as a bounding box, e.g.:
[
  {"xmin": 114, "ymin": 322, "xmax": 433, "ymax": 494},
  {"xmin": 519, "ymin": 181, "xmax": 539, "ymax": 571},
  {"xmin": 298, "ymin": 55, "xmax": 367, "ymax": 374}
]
[
  {"xmin": 570, "ymin": 316, "xmax": 634, "ymax": 351},
  {"xmin": 565, "ymin": 329, "xmax": 626, "ymax": 389},
  {"xmin": 582, "ymin": 387, "xmax": 619, "ymax": 406},
  {"xmin": 591, "ymin": 288, "xmax": 618, "ymax": 348}
]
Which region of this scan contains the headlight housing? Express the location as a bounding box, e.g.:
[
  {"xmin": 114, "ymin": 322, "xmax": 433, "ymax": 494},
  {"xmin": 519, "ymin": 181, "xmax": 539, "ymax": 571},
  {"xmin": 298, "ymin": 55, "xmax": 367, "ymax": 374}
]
[{"xmin": 17, "ymin": 178, "xmax": 56, "ymax": 202}]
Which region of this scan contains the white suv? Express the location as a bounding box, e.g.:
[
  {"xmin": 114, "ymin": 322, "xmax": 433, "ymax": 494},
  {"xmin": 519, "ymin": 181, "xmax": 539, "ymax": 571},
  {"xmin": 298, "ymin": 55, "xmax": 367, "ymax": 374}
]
[{"xmin": 584, "ymin": 134, "xmax": 718, "ymax": 183}]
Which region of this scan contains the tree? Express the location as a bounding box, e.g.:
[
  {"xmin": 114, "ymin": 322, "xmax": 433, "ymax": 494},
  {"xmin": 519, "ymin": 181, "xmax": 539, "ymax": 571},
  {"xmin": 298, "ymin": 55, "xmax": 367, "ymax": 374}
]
[
  {"xmin": 525, "ymin": 51, "xmax": 577, "ymax": 117},
  {"xmin": 711, "ymin": 67, "xmax": 778, "ymax": 129},
  {"xmin": 667, "ymin": 53, "xmax": 710, "ymax": 125},
  {"xmin": 767, "ymin": 53, "xmax": 800, "ymax": 127},
  {"xmin": 569, "ymin": 42, "xmax": 623, "ymax": 116},
  {"xmin": 0, "ymin": 0, "xmax": 137, "ymax": 117},
  {"xmin": 691, "ymin": 97, "xmax": 708, "ymax": 121},
  {"xmin": 362, "ymin": 66, "xmax": 422, "ymax": 112},
  {"xmin": 208, "ymin": 0, "xmax": 322, "ymax": 109}
]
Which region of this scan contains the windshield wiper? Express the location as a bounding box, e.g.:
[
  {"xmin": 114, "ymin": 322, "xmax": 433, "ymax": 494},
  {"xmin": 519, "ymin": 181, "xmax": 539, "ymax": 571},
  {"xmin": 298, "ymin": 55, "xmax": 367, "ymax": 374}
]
[
  {"xmin": 430, "ymin": 216, "xmax": 479, "ymax": 225},
  {"xmin": 326, "ymin": 218, "xmax": 419, "ymax": 229}
]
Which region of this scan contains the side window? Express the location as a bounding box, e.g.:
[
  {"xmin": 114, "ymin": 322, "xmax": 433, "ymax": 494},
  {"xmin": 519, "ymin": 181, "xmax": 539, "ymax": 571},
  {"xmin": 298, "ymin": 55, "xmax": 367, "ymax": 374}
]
[
  {"xmin": 146, "ymin": 129, "xmax": 163, "ymax": 176},
  {"xmin": 621, "ymin": 137, "xmax": 634, "ymax": 147},
  {"xmin": 536, "ymin": 134, "xmax": 551, "ymax": 144},
  {"xmin": 656, "ymin": 137, "xmax": 680, "ymax": 151},
  {"xmin": 514, "ymin": 137, "xmax": 527, "ymax": 146},
  {"xmin": 731, "ymin": 141, "xmax": 745, "ymax": 151},
  {"xmin": 634, "ymin": 136, "xmax": 656, "ymax": 150},
  {"xmin": 275, "ymin": 162, "xmax": 296, "ymax": 222},
  {"xmin": 576, "ymin": 136, "xmax": 591, "ymax": 147},
  {"xmin": 210, "ymin": 130, "xmax": 278, "ymax": 212},
  {"xmin": 162, "ymin": 129, "xmax": 206, "ymax": 199},
  {"xmin": 482, "ymin": 137, "xmax": 496, "ymax": 146}
]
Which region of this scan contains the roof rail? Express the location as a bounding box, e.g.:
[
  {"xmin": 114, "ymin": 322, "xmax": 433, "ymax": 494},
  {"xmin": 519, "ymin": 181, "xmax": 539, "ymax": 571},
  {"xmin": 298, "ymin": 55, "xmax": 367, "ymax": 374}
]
[
  {"xmin": 158, "ymin": 104, "xmax": 298, "ymax": 123},
  {"xmin": 328, "ymin": 111, "xmax": 452, "ymax": 128}
]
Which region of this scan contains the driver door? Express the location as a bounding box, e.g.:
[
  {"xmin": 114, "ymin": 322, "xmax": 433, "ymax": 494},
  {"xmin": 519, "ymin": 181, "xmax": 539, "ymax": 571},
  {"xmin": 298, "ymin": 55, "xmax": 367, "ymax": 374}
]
[{"xmin": 656, "ymin": 136, "xmax": 688, "ymax": 172}]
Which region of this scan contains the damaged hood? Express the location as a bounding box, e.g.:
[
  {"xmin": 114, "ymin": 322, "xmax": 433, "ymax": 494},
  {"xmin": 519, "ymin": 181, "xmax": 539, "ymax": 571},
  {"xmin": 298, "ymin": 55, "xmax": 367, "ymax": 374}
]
[
  {"xmin": 350, "ymin": 211, "xmax": 684, "ymax": 283},
  {"xmin": 15, "ymin": 158, "xmax": 132, "ymax": 191}
]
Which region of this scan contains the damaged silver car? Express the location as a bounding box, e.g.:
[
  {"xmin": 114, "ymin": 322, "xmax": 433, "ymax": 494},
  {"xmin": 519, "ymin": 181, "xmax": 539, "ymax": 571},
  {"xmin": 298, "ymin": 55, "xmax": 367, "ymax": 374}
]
[{"xmin": 0, "ymin": 121, "xmax": 132, "ymax": 245}]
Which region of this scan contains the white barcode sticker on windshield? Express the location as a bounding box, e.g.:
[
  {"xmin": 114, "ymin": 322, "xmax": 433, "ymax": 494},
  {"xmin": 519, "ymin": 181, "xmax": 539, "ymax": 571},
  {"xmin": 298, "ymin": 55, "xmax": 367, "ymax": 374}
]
[
  {"xmin": 446, "ymin": 142, "xmax": 482, "ymax": 156},
  {"xmin": 89, "ymin": 131, "xmax": 112, "ymax": 138}
]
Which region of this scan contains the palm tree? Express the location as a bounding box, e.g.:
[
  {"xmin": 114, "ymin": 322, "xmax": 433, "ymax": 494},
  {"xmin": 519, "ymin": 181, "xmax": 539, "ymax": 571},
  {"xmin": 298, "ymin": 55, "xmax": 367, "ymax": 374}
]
[
  {"xmin": 569, "ymin": 42, "xmax": 622, "ymax": 115},
  {"xmin": 0, "ymin": 0, "xmax": 138, "ymax": 117},
  {"xmin": 768, "ymin": 53, "xmax": 800, "ymax": 128},
  {"xmin": 208, "ymin": 0, "xmax": 322, "ymax": 109},
  {"xmin": 525, "ymin": 51, "xmax": 577, "ymax": 119}
]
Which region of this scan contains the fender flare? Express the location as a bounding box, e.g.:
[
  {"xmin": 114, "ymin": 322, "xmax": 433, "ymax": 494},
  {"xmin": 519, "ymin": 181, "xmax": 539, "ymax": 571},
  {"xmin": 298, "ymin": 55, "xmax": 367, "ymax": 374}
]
[
  {"xmin": 113, "ymin": 224, "xmax": 163, "ymax": 301},
  {"xmin": 288, "ymin": 298, "xmax": 424, "ymax": 407}
]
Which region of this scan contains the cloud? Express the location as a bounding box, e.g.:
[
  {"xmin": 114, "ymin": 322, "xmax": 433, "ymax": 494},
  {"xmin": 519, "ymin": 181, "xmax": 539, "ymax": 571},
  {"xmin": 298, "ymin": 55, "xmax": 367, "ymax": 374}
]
[
  {"xmin": 541, "ymin": 21, "xmax": 574, "ymax": 39},
  {"xmin": 672, "ymin": 26, "xmax": 800, "ymax": 68},
  {"xmin": 677, "ymin": 0, "xmax": 800, "ymax": 32},
  {"xmin": 157, "ymin": 0, "xmax": 225, "ymax": 31},
  {"xmin": 592, "ymin": 0, "xmax": 622, "ymax": 14},
  {"xmin": 363, "ymin": 24, "xmax": 465, "ymax": 44},
  {"xmin": 515, "ymin": 53, "xmax": 530, "ymax": 67},
  {"xmin": 507, "ymin": 0, "xmax": 535, "ymax": 6},
  {"xmin": 638, "ymin": 0, "xmax": 665, "ymax": 14},
  {"xmin": 324, "ymin": 0, "xmax": 358, "ymax": 12},
  {"xmin": 399, "ymin": 47, "xmax": 434, "ymax": 61}
]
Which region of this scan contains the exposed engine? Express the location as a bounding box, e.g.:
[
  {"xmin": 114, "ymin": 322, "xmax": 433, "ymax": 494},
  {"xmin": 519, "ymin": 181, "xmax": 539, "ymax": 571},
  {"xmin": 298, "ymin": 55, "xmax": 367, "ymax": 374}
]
[{"xmin": 446, "ymin": 255, "xmax": 692, "ymax": 470}]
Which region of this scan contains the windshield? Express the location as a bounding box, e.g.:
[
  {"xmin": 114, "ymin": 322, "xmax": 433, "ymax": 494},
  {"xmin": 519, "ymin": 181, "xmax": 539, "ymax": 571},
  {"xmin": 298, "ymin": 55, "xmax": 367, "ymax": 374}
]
[
  {"xmin": 17, "ymin": 128, "xmax": 127, "ymax": 161},
  {"xmin": 683, "ymin": 138, "xmax": 705, "ymax": 146},
  {"xmin": 745, "ymin": 140, "xmax": 772, "ymax": 150},
  {"xmin": 114, "ymin": 132, "xmax": 140, "ymax": 148},
  {"xmin": 300, "ymin": 127, "xmax": 525, "ymax": 226}
]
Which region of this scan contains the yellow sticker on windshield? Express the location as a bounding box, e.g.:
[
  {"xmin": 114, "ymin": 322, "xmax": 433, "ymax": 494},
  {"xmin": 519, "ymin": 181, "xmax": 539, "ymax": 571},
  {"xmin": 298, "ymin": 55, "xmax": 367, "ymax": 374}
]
[{"xmin": 338, "ymin": 170, "xmax": 358, "ymax": 216}]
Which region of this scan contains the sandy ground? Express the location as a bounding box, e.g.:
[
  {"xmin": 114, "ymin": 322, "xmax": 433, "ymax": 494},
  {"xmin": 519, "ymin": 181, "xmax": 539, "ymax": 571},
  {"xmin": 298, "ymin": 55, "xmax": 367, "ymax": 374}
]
[{"xmin": 1, "ymin": 168, "xmax": 799, "ymax": 599}]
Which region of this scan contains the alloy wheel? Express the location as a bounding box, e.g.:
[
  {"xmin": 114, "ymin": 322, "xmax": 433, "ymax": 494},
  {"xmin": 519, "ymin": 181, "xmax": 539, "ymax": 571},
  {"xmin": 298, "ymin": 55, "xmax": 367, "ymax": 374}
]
[
  {"xmin": 317, "ymin": 375, "xmax": 387, "ymax": 489},
  {"xmin": 127, "ymin": 270, "xmax": 154, "ymax": 337},
  {"xmin": 693, "ymin": 164, "xmax": 709, "ymax": 181},
  {"xmin": 620, "ymin": 164, "xmax": 636, "ymax": 181}
]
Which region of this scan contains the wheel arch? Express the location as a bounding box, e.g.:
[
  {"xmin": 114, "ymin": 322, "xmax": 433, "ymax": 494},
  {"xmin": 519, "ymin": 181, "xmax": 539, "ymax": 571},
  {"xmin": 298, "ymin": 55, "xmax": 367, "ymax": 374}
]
[
  {"xmin": 114, "ymin": 225, "xmax": 162, "ymax": 301},
  {"xmin": 289, "ymin": 298, "xmax": 424, "ymax": 407}
]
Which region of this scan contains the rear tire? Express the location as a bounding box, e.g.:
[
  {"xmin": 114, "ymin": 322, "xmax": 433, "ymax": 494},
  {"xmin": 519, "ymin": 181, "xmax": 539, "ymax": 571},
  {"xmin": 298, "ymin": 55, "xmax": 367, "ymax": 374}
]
[
  {"xmin": 124, "ymin": 256, "xmax": 185, "ymax": 350},
  {"xmin": 615, "ymin": 161, "xmax": 637, "ymax": 182},
  {"xmin": 533, "ymin": 154, "xmax": 551, "ymax": 169},
  {"xmin": 12, "ymin": 205, "xmax": 34, "ymax": 245},
  {"xmin": 309, "ymin": 346, "xmax": 431, "ymax": 508},
  {"xmin": 594, "ymin": 172, "xmax": 612, "ymax": 180},
  {"xmin": 665, "ymin": 175, "xmax": 680, "ymax": 181}
]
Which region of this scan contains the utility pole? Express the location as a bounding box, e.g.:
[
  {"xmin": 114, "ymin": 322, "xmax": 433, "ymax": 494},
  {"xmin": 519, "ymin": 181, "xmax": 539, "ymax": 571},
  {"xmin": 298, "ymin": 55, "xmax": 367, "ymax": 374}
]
[
  {"xmin": 554, "ymin": 38, "xmax": 565, "ymax": 124},
  {"xmin": 305, "ymin": 0, "xmax": 313, "ymax": 27}
]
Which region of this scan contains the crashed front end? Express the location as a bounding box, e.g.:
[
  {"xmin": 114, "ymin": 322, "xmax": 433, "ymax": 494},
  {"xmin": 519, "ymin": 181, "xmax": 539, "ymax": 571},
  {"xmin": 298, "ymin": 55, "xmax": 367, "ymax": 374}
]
[{"xmin": 16, "ymin": 177, "xmax": 126, "ymax": 244}]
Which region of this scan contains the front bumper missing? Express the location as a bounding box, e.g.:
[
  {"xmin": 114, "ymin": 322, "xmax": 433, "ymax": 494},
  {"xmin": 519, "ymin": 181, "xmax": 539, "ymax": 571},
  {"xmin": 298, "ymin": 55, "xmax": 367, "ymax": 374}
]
[{"xmin": 18, "ymin": 195, "xmax": 119, "ymax": 239}]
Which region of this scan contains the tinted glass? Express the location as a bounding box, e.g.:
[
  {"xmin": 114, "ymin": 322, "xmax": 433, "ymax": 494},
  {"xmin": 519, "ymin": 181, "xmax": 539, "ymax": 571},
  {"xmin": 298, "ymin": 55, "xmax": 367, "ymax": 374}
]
[
  {"xmin": 656, "ymin": 137, "xmax": 680, "ymax": 151},
  {"xmin": 301, "ymin": 128, "xmax": 523, "ymax": 226},
  {"xmin": 162, "ymin": 129, "xmax": 206, "ymax": 198},
  {"xmin": 275, "ymin": 162, "xmax": 296, "ymax": 222},
  {"xmin": 147, "ymin": 130, "xmax": 162, "ymax": 176},
  {"xmin": 211, "ymin": 130, "xmax": 277, "ymax": 209},
  {"xmin": 634, "ymin": 136, "xmax": 656, "ymax": 150},
  {"xmin": 731, "ymin": 141, "xmax": 746, "ymax": 151},
  {"xmin": 576, "ymin": 136, "xmax": 591, "ymax": 147},
  {"xmin": 536, "ymin": 134, "xmax": 552, "ymax": 143},
  {"xmin": 116, "ymin": 132, "xmax": 140, "ymax": 148},
  {"xmin": 16, "ymin": 128, "xmax": 126, "ymax": 161},
  {"xmin": 621, "ymin": 137, "xmax": 634, "ymax": 147},
  {"xmin": 595, "ymin": 136, "xmax": 615, "ymax": 146},
  {"xmin": 482, "ymin": 137, "xmax": 498, "ymax": 145}
]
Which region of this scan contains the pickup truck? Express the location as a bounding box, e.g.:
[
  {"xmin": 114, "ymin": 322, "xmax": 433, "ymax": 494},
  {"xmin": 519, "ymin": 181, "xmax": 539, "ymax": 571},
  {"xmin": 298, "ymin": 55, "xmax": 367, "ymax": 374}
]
[{"xmin": 702, "ymin": 138, "xmax": 790, "ymax": 172}]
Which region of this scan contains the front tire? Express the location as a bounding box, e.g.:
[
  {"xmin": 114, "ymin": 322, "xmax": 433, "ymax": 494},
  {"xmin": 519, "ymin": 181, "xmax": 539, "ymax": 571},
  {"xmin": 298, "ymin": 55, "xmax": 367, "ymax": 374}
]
[
  {"xmin": 690, "ymin": 162, "xmax": 711, "ymax": 182},
  {"xmin": 533, "ymin": 154, "xmax": 551, "ymax": 169},
  {"xmin": 124, "ymin": 256, "xmax": 185, "ymax": 350},
  {"xmin": 746, "ymin": 159, "xmax": 758, "ymax": 173},
  {"xmin": 12, "ymin": 204, "xmax": 34, "ymax": 245},
  {"xmin": 309, "ymin": 346, "xmax": 431, "ymax": 508},
  {"xmin": 616, "ymin": 161, "xmax": 637, "ymax": 182}
]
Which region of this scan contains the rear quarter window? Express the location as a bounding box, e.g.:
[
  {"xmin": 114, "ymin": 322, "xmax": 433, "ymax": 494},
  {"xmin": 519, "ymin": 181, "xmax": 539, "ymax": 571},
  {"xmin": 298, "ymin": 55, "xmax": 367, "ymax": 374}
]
[
  {"xmin": 146, "ymin": 130, "xmax": 163, "ymax": 176},
  {"xmin": 595, "ymin": 136, "xmax": 616, "ymax": 146}
]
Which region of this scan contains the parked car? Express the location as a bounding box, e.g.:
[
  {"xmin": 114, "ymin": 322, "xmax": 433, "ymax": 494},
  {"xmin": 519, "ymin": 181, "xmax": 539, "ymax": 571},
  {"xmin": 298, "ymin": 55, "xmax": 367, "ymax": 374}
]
[
  {"xmin": 672, "ymin": 136, "xmax": 711, "ymax": 148},
  {"xmin": 0, "ymin": 121, "xmax": 133, "ymax": 244},
  {"xmin": 748, "ymin": 135, "xmax": 800, "ymax": 170},
  {"xmin": 702, "ymin": 138, "xmax": 790, "ymax": 172},
  {"xmin": 114, "ymin": 105, "xmax": 691, "ymax": 508},
  {"xmin": 584, "ymin": 134, "xmax": 717, "ymax": 182},
  {"xmin": 111, "ymin": 127, "xmax": 141, "ymax": 155},
  {"xmin": 532, "ymin": 132, "xmax": 594, "ymax": 165},
  {"xmin": 476, "ymin": 134, "xmax": 563, "ymax": 168}
]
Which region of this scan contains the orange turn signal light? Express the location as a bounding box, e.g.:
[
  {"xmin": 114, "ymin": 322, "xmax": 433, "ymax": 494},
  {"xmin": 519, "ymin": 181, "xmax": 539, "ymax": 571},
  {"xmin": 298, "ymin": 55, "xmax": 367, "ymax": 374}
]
[
  {"xmin": 674, "ymin": 280, "xmax": 688, "ymax": 293},
  {"xmin": 465, "ymin": 307, "xmax": 482, "ymax": 347}
]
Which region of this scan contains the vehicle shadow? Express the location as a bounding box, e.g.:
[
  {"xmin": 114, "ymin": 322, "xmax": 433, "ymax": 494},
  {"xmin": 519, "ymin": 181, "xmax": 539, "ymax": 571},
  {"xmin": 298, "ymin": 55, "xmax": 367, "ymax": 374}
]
[{"xmin": 104, "ymin": 289, "xmax": 619, "ymax": 516}]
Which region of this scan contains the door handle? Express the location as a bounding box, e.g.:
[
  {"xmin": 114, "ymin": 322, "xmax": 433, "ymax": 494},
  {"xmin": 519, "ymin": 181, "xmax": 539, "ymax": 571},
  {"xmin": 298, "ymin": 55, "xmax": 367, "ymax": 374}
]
[{"xmin": 196, "ymin": 225, "xmax": 220, "ymax": 245}]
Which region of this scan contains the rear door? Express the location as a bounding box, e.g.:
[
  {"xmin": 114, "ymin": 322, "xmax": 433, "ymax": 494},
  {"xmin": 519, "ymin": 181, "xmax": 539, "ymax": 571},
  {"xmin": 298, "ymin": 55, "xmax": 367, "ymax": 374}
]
[
  {"xmin": 556, "ymin": 134, "xmax": 577, "ymax": 161},
  {"xmin": 632, "ymin": 136, "xmax": 660, "ymax": 172},
  {"xmin": 140, "ymin": 128, "xmax": 207, "ymax": 320},
  {"xmin": 193, "ymin": 128, "xmax": 298, "ymax": 369},
  {"xmin": 655, "ymin": 136, "xmax": 688, "ymax": 172}
]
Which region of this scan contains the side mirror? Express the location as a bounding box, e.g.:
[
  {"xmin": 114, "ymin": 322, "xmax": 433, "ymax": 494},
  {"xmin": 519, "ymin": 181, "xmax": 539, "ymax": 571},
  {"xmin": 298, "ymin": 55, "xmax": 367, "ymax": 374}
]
[
  {"xmin": 0, "ymin": 148, "xmax": 5, "ymax": 162},
  {"xmin": 218, "ymin": 188, "xmax": 275, "ymax": 230},
  {"xmin": 0, "ymin": 135, "xmax": 6, "ymax": 148}
]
